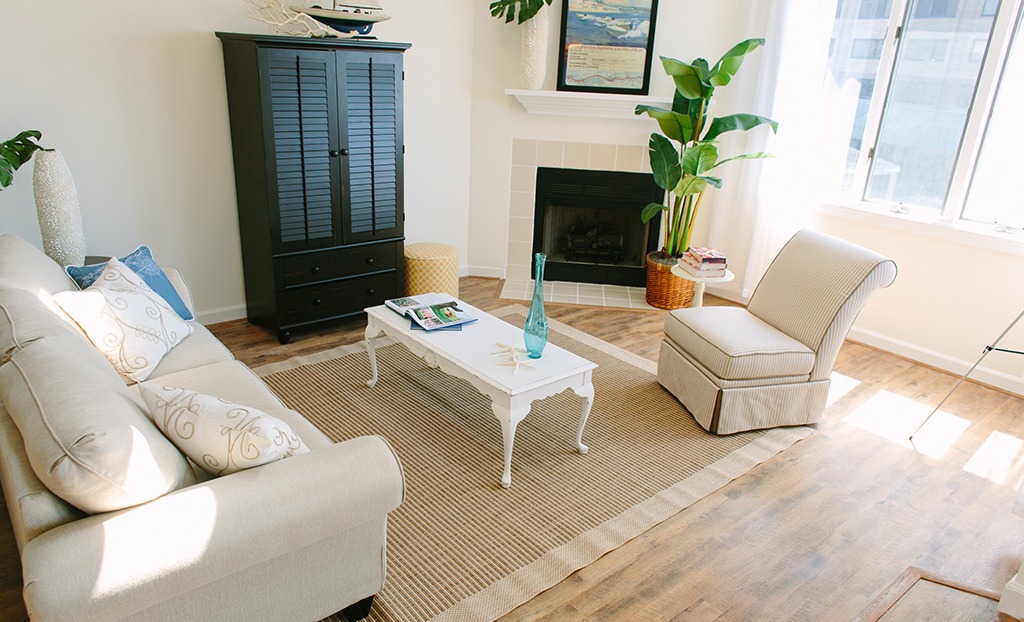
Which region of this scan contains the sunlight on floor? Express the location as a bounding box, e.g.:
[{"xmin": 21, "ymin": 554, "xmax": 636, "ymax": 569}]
[
  {"xmin": 827, "ymin": 372, "xmax": 861, "ymax": 407},
  {"xmin": 843, "ymin": 390, "xmax": 970, "ymax": 459},
  {"xmin": 964, "ymin": 431, "xmax": 1024, "ymax": 485}
]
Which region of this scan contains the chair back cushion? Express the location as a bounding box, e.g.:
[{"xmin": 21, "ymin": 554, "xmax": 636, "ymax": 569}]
[{"xmin": 747, "ymin": 230, "xmax": 897, "ymax": 380}]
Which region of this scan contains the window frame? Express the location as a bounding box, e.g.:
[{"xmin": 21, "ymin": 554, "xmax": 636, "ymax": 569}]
[{"xmin": 833, "ymin": 0, "xmax": 1024, "ymax": 236}]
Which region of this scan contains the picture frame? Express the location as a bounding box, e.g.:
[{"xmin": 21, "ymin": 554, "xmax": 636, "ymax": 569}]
[{"xmin": 556, "ymin": 0, "xmax": 659, "ymax": 96}]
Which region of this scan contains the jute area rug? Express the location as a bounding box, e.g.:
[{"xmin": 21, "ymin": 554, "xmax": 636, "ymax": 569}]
[{"xmin": 254, "ymin": 305, "xmax": 813, "ymax": 622}]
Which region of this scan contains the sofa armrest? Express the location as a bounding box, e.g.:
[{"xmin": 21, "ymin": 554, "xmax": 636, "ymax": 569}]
[
  {"xmin": 22, "ymin": 435, "xmax": 404, "ymax": 621},
  {"xmin": 162, "ymin": 267, "xmax": 195, "ymax": 317}
]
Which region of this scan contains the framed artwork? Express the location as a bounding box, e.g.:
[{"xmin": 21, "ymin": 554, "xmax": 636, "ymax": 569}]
[{"xmin": 556, "ymin": 0, "xmax": 659, "ymax": 95}]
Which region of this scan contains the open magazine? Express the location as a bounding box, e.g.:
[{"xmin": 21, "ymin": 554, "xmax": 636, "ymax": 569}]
[{"xmin": 384, "ymin": 293, "xmax": 478, "ymax": 331}]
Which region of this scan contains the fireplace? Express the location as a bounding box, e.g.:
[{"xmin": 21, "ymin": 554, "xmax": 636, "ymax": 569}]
[{"xmin": 532, "ymin": 167, "xmax": 663, "ymax": 286}]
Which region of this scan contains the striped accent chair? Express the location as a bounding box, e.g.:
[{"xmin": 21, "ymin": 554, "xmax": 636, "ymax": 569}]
[{"xmin": 658, "ymin": 229, "xmax": 897, "ymax": 435}]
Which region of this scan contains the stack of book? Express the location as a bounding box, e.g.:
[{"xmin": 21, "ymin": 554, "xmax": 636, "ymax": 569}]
[{"xmin": 677, "ymin": 247, "xmax": 728, "ymax": 278}]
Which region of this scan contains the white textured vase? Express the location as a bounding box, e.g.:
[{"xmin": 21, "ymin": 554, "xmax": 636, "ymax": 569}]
[
  {"xmin": 33, "ymin": 149, "xmax": 86, "ymax": 267},
  {"xmin": 521, "ymin": 9, "xmax": 549, "ymax": 90}
]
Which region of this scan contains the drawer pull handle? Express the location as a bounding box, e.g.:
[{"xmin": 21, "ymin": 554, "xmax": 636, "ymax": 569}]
[
  {"xmin": 313, "ymin": 298, "xmax": 323, "ymax": 305},
  {"xmin": 367, "ymin": 288, "xmax": 375, "ymax": 296},
  {"xmin": 311, "ymin": 266, "xmax": 321, "ymax": 274},
  {"xmin": 366, "ymin": 258, "xmax": 375, "ymax": 265}
]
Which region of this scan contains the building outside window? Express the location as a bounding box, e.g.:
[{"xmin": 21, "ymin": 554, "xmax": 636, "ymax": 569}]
[{"xmin": 824, "ymin": 0, "xmax": 1023, "ymax": 230}]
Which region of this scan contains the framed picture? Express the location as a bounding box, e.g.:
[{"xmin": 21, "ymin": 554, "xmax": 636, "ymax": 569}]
[{"xmin": 556, "ymin": 0, "xmax": 659, "ymax": 96}]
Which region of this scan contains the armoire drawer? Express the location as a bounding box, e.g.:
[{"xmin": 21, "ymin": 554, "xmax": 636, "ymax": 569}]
[
  {"xmin": 280, "ymin": 272, "xmax": 399, "ymax": 325},
  {"xmin": 278, "ymin": 242, "xmax": 399, "ymax": 288}
]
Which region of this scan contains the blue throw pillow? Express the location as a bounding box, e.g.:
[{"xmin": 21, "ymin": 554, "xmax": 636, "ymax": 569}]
[{"xmin": 65, "ymin": 246, "xmax": 195, "ymax": 321}]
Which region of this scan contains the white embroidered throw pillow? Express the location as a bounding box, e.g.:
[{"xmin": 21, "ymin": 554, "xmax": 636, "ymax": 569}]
[
  {"xmin": 52, "ymin": 258, "xmax": 193, "ymax": 382},
  {"xmin": 139, "ymin": 383, "xmax": 310, "ymax": 476}
]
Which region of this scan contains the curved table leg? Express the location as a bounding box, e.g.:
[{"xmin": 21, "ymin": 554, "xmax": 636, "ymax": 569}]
[
  {"xmin": 365, "ymin": 325, "xmax": 382, "ymax": 388},
  {"xmin": 571, "ymin": 383, "xmax": 594, "ymax": 454},
  {"xmin": 493, "ymin": 402, "xmax": 531, "ymax": 489}
]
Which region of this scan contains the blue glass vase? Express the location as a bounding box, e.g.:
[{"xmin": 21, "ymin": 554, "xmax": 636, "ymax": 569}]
[{"xmin": 524, "ymin": 253, "xmax": 548, "ymax": 359}]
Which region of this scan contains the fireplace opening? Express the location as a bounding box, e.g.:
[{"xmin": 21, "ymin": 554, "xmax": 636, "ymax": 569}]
[{"xmin": 532, "ymin": 167, "xmax": 663, "ymax": 287}]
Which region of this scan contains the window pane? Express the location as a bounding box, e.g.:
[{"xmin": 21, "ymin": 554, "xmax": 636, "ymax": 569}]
[
  {"xmin": 963, "ymin": 10, "xmax": 1022, "ymax": 228},
  {"xmin": 865, "ymin": 3, "xmax": 997, "ymax": 210},
  {"xmin": 861, "ymin": 0, "xmax": 892, "ymax": 18},
  {"xmin": 826, "ymin": 0, "xmax": 894, "ymax": 198}
]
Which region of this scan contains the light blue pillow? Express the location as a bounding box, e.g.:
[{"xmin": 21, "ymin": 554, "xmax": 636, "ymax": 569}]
[{"xmin": 65, "ymin": 246, "xmax": 194, "ymax": 321}]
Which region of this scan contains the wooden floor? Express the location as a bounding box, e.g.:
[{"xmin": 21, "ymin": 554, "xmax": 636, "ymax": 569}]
[{"xmin": 0, "ymin": 276, "xmax": 1022, "ymax": 621}]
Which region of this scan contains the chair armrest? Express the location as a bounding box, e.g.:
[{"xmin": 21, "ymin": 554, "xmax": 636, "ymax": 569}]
[{"xmin": 22, "ymin": 435, "xmax": 404, "ymax": 621}]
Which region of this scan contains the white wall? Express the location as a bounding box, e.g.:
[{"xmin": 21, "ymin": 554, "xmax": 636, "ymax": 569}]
[
  {"xmin": 3, "ymin": 1, "xmax": 1022, "ymax": 394},
  {"xmin": 0, "ymin": 0, "xmax": 474, "ymax": 323}
]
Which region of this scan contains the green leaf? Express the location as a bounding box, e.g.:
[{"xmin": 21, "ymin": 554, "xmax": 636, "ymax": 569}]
[
  {"xmin": 635, "ymin": 104, "xmax": 692, "ymax": 144},
  {"xmin": 702, "ymin": 113, "xmax": 779, "ymax": 142},
  {"xmin": 710, "ymin": 38, "xmax": 764, "ymax": 87},
  {"xmin": 640, "ymin": 201, "xmax": 667, "ymax": 224},
  {"xmin": 0, "ymin": 167, "xmax": 12, "ymax": 189},
  {"xmin": 648, "ymin": 133, "xmax": 682, "ymax": 192},
  {"xmin": 711, "ymin": 151, "xmax": 775, "ymax": 170},
  {"xmin": 681, "ymin": 142, "xmax": 719, "ymax": 176},
  {"xmin": 674, "ymin": 175, "xmax": 708, "ymax": 197},
  {"xmin": 660, "ymin": 56, "xmax": 707, "ymax": 101},
  {"xmin": 490, "ymin": 0, "xmax": 552, "ymax": 24},
  {"xmin": 702, "ymin": 175, "xmax": 723, "ymax": 189}
]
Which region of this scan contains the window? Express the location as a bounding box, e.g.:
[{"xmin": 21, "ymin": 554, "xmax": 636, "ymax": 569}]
[
  {"xmin": 823, "ymin": 0, "xmax": 1022, "ymax": 230},
  {"xmin": 852, "ymin": 38, "xmax": 886, "ymax": 58},
  {"xmin": 860, "ymin": 0, "xmax": 892, "ymax": 19},
  {"xmin": 916, "ymin": 0, "xmax": 959, "ymax": 18}
]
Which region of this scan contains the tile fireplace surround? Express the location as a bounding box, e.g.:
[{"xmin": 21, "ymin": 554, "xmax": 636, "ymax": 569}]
[{"xmin": 499, "ymin": 138, "xmax": 660, "ymax": 311}]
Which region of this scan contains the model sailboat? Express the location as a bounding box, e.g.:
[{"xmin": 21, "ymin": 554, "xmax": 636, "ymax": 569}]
[{"xmin": 290, "ymin": 1, "xmax": 391, "ymax": 36}]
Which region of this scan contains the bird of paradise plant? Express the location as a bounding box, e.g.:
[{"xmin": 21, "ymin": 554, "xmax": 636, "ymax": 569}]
[{"xmin": 636, "ymin": 39, "xmax": 778, "ymax": 257}]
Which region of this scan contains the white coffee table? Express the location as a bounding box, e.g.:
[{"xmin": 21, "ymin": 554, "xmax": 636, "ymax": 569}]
[{"xmin": 364, "ymin": 300, "xmax": 597, "ymax": 488}]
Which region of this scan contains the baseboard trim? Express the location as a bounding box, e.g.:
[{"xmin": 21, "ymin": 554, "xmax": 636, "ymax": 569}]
[
  {"xmin": 847, "ymin": 326, "xmax": 1024, "ymax": 398},
  {"xmin": 195, "ymin": 304, "xmax": 248, "ymax": 326}
]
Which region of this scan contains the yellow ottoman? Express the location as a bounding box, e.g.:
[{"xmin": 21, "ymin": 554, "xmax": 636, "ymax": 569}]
[{"xmin": 404, "ymin": 242, "xmax": 459, "ymax": 298}]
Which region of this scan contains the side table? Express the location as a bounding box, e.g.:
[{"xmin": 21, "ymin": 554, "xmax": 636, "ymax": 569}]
[{"xmin": 670, "ymin": 265, "xmax": 735, "ymax": 308}]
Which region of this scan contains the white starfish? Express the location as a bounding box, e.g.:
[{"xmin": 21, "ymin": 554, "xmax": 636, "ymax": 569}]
[{"xmin": 492, "ymin": 341, "xmax": 535, "ymax": 375}]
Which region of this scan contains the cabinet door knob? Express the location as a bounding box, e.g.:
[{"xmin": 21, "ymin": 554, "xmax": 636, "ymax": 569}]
[
  {"xmin": 313, "ymin": 298, "xmax": 323, "ymax": 305},
  {"xmin": 366, "ymin": 258, "xmax": 375, "ymax": 265},
  {"xmin": 340, "ymin": 148, "xmax": 349, "ymax": 156},
  {"xmin": 367, "ymin": 288, "xmax": 375, "ymax": 296},
  {"xmin": 329, "ymin": 150, "xmax": 340, "ymax": 157},
  {"xmin": 311, "ymin": 266, "xmax": 321, "ymax": 274}
]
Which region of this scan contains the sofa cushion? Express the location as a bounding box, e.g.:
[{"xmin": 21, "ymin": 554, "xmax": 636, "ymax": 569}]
[
  {"xmin": 140, "ymin": 384, "xmax": 310, "ymax": 476},
  {"xmin": 664, "ymin": 306, "xmax": 815, "ymax": 381},
  {"xmin": 66, "ymin": 245, "xmax": 194, "ymax": 321},
  {"xmin": 146, "ymin": 322, "xmax": 234, "ymax": 380},
  {"xmin": 52, "ymin": 258, "xmax": 193, "ymax": 382},
  {"xmin": 0, "ymin": 235, "xmax": 77, "ymax": 296},
  {"xmin": 0, "ymin": 288, "xmax": 89, "ymax": 360},
  {"xmin": 0, "ymin": 335, "xmax": 196, "ymax": 514}
]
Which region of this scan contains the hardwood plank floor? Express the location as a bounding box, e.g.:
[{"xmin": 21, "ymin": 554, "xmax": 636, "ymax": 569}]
[{"xmin": 0, "ymin": 276, "xmax": 1020, "ymax": 621}]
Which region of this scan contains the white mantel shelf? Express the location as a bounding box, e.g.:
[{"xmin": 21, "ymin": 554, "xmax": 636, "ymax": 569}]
[{"xmin": 506, "ymin": 89, "xmax": 671, "ymax": 120}]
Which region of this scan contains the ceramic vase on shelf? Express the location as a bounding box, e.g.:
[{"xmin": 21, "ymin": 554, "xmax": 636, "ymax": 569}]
[
  {"xmin": 32, "ymin": 149, "xmax": 86, "ymax": 267},
  {"xmin": 524, "ymin": 252, "xmax": 548, "ymax": 359},
  {"xmin": 520, "ymin": 8, "xmax": 549, "ymax": 90}
]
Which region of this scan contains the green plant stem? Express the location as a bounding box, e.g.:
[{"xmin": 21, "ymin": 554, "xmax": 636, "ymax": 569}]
[{"xmin": 685, "ymin": 191, "xmax": 706, "ymax": 251}]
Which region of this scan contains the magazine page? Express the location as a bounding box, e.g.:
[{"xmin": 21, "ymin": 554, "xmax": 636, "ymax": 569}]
[
  {"xmin": 409, "ymin": 302, "xmax": 476, "ymax": 330},
  {"xmin": 384, "ymin": 293, "xmax": 452, "ymax": 316}
]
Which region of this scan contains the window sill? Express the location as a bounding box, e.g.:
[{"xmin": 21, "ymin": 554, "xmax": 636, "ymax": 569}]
[{"xmin": 814, "ymin": 202, "xmax": 1024, "ymax": 257}]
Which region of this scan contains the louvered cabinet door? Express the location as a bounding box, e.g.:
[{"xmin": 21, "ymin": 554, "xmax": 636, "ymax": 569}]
[
  {"xmin": 264, "ymin": 47, "xmax": 342, "ymax": 253},
  {"xmin": 337, "ymin": 51, "xmax": 404, "ymax": 244}
]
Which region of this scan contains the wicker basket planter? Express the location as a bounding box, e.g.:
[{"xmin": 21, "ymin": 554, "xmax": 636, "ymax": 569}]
[{"xmin": 645, "ymin": 251, "xmax": 694, "ymax": 310}]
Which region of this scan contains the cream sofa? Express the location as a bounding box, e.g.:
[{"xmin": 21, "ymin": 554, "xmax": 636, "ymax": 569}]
[{"xmin": 0, "ymin": 234, "xmax": 404, "ymax": 621}]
